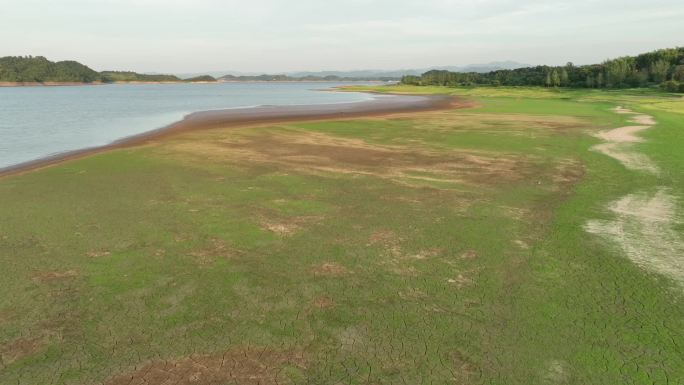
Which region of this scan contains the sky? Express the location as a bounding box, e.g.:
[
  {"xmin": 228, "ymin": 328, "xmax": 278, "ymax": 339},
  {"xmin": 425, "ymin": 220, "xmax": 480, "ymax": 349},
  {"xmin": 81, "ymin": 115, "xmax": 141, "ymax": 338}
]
[{"xmin": 2, "ymin": 0, "xmax": 683, "ymax": 73}]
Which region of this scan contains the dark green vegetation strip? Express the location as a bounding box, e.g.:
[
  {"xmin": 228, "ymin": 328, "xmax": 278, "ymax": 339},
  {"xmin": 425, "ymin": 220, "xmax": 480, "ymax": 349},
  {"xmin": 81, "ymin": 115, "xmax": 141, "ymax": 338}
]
[
  {"xmin": 400, "ymin": 47, "xmax": 684, "ymax": 93},
  {"xmin": 1, "ymin": 87, "xmax": 683, "ymax": 384}
]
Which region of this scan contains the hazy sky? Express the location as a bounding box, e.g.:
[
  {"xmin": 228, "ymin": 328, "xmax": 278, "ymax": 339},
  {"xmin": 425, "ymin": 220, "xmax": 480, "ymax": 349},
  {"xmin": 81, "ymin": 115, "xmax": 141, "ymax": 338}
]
[{"xmin": 2, "ymin": 0, "xmax": 683, "ymax": 73}]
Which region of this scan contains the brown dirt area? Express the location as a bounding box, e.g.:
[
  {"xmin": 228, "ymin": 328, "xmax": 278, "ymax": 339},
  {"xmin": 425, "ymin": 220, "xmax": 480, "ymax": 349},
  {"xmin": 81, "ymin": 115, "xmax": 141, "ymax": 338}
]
[
  {"xmin": 0, "ymin": 336, "xmax": 45, "ymax": 367},
  {"xmin": 189, "ymin": 238, "xmax": 242, "ymax": 265},
  {"xmin": 31, "ymin": 270, "xmax": 78, "ymax": 283},
  {"xmin": 311, "ymin": 262, "xmax": 351, "ymax": 277},
  {"xmin": 104, "ymin": 348, "xmax": 307, "ymax": 385},
  {"xmin": 165, "ymin": 126, "xmax": 537, "ymax": 190}
]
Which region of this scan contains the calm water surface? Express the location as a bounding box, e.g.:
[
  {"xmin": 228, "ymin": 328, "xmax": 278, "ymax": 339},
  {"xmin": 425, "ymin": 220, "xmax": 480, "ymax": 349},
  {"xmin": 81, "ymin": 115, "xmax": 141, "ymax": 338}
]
[{"xmin": 0, "ymin": 82, "xmax": 373, "ymax": 170}]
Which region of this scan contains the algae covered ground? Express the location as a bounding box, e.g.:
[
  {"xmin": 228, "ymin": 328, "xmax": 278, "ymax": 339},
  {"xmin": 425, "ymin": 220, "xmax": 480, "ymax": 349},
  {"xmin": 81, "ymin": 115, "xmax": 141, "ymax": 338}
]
[{"xmin": 1, "ymin": 86, "xmax": 684, "ymax": 384}]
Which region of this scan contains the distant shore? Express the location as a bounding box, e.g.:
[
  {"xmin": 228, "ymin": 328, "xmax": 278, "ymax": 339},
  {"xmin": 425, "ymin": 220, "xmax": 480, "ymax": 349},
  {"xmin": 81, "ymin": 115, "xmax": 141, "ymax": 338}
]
[
  {"xmin": 0, "ymin": 81, "xmax": 200, "ymax": 87},
  {"xmin": 0, "ymin": 80, "xmax": 390, "ymax": 87},
  {"xmin": 0, "ymin": 81, "xmax": 105, "ymax": 87},
  {"xmin": 0, "ymin": 92, "xmax": 465, "ymax": 178}
]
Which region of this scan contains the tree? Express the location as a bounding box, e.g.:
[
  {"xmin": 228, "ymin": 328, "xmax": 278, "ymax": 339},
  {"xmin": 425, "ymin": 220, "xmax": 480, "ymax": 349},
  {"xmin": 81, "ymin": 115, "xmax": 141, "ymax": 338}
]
[
  {"xmin": 586, "ymin": 75, "xmax": 595, "ymax": 88},
  {"xmin": 674, "ymin": 65, "xmax": 684, "ymax": 81},
  {"xmin": 401, "ymin": 75, "xmax": 421, "ymax": 85},
  {"xmin": 597, "ymin": 72, "xmax": 604, "ymax": 88},
  {"xmin": 551, "ymin": 69, "xmax": 561, "ymax": 87},
  {"xmin": 400, "ymin": 46, "xmax": 684, "ymax": 90},
  {"xmin": 650, "ymin": 59, "xmax": 670, "ymax": 83},
  {"xmin": 560, "ymin": 68, "xmax": 569, "ymax": 86},
  {"xmin": 604, "ymin": 57, "xmax": 633, "ymax": 88},
  {"xmin": 661, "ymin": 80, "xmax": 680, "ymax": 92}
]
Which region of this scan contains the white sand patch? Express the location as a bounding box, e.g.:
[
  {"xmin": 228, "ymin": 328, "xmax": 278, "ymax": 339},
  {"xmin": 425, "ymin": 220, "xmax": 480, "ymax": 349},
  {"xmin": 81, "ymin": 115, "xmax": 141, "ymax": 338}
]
[
  {"xmin": 630, "ymin": 114, "xmax": 657, "ymax": 126},
  {"xmin": 591, "ymin": 143, "xmax": 660, "ymax": 174},
  {"xmin": 594, "ymin": 125, "xmax": 650, "ymax": 143},
  {"xmin": 613, "ymin": 106, "xmax": 634, "ymax": 114},
  {"xmin": 586, "ymin": 107, "xmax": 684, "ymax": 286},
  {"xmin": 592, "ymin": 107, "xmax": 658, "ymax": 174},
  {"xmin": 585, "ymin": 189, "xmax": 684, "ymax": 285}
]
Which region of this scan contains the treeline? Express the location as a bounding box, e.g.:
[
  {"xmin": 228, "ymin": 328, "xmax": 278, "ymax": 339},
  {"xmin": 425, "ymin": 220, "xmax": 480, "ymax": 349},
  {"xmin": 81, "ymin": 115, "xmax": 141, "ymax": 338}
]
[
  {"xmin": 219, "ymin": 74, "xmax": 396, "ymax": 82},
  {"xmin": 100, "ymin": 71, "xmax": 181, "ymax": 82},
  {"xmin": 402, "ymin": 47, "xmax": 684, "ymax": 93},
  {"xmin": 0, "ymin": 56, "xmax": 215, "ymax": 84},
  {"xmin": 184, "ymin": 75, "xmax": 217, "ymax": 82}
]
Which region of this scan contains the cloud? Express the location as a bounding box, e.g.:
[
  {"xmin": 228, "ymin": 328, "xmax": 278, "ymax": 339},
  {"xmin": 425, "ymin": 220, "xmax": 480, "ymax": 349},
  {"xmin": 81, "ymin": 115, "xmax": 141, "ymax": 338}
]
[{"xmin": 2, "ymin": 0, "xmax": 682, "ymax": 72}]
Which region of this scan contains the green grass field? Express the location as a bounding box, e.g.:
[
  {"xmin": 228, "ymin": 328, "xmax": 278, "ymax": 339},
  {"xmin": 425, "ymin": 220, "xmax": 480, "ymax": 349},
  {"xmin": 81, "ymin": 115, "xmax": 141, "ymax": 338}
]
[{"xmin": 1, "ymin": 86, "xmax": 683, "ymax": 384}]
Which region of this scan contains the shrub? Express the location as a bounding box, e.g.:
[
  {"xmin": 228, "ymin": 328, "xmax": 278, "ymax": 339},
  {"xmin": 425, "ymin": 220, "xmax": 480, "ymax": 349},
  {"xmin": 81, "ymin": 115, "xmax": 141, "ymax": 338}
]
[{"xmin": 661, "ymin": 80, "xmax": 680, "ymax": 92}]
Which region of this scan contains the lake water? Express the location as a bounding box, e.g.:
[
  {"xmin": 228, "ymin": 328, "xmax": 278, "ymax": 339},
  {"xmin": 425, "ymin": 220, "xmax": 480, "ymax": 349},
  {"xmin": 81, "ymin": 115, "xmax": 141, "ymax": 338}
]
[{"xmin": 0, "ymin": 82, "xmax": 374, "ymax": 170}]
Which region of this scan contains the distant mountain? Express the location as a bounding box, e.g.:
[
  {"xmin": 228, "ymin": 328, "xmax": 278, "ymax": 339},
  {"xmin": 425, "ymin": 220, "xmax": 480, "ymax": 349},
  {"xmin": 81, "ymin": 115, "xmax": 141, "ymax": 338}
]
[
  {"xmin": 438, "ymin": 61, "xmax": 532, "ymax": 73},
  {"xmin": 176, "ymin": 70, "xmax": 261, "ymax": 79},
  {"xmin": 217, "ymin": 74, "xmax": 397, "ymax": 82},
  {"xmin": 285, "ymin": 70, "xmax": 414, "ymax": 78},
  {"xmin": 181, "ymin": 61, "xmax": 532, "ymax": 81},
  {"xmin": 284, "ymin": 62, "xmax": 531, "ymax": 79}
]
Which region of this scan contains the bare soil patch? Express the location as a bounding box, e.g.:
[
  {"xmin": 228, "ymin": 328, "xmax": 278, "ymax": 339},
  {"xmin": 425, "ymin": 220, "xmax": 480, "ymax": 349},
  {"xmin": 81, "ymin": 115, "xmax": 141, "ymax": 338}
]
[
  {"xmin": 312, "ymin": 296, "xmax": 335, "ymax": 309},
  {"xmin": 447, "ymin": 273, "xmax": 475, "ymax": 288},
  {"xmin": 0, "ymin": 309, "xmax": 13, "ymax": 324},
  {"xmin": 406, "ymin": 248, "xmax": 442, "ymax": 260},
  {"xmin": 104, "ymin": 348, "xmax": 306, "ymax": 385},
  {"xmin": 311, "ymin": 262, "xmax": 351, "ymax": 277},
  {"xmin": 86, "ymin": 250, "xmax": 111, "ymax": 258},
  {"xmin": 450, "ymin": 350, "xmax": 479, "ymax": 383},
  {"xmin": 460, "ymin": 250, "xmax": 479, "ymax": 260},
  {"xmin": 169, "ymin": 130, "xmax": 534, "ymax": 189},
  {"xmin": 585, "ymin": 189, "xmax": 684, "ymax": 285},
  {"xmin": 592, "ymin": 143, "xmax": 659, "ymax": 174},
  {"xmin": 260, "ymin": 220, "xmax": 300, "ymax": 236},
  {"xmin": 189, "ymin": 238, "xmax": 240, "ymax": 265},
  {"xmin": 0, "ymin": 336, "xmax": 45, "ymax": 367},
  {"xmin": 368, "ymin": 229, "xmax": 401, "ymax": 246},
  {"xmin": 31, "ymin": 270, "xmax": 78, "ymax": 283},
  {"xmin": 592, "ymin": 107, "xmax": 658, "ymax": 174},
  {"xmin": 368, "ymin": 229, "xmax": 403, "ymax": 257}
]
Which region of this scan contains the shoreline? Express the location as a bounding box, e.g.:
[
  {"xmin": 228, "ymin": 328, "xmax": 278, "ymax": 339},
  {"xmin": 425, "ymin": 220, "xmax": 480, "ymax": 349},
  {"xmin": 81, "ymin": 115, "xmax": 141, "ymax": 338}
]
[
  {"xmin": 0, "ymin": 93, "xmax": 466, "ymax": 178},
  {"xmin": 0, "ymin": 81, "xmax": 105, "ymax": 87},
  {"xmin": 0, "ymin": 80, "xmax": 391, "ymax": 87}
]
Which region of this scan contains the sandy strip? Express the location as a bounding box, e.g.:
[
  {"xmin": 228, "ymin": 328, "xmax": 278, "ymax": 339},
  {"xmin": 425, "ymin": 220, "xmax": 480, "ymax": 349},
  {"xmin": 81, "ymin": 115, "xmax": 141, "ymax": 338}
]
[
  {"xmin": 585, "ymin": 188, "xmax": 684, "ymax": 286},
  {"xmin": 0, "ymin": 93, "xmax": 466, "ymax": 178},
  {"xmin": 586, "ymin": 107, "xmax": 684, "ymax": 286},
  {"xmin": 591, "ymin": 107, "xmax": 659, "ymax": 174}
]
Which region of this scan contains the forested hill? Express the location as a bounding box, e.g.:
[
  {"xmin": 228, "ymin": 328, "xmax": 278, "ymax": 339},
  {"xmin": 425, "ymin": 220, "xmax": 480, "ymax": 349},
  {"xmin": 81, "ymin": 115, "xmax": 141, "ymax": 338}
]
[
  {"xmin": 0, "ymin": 56, "xmax": 186, "ymax": 84},
  {"xmin": 402, "ymin": 47, "xmax": 684, "ymax": 92},
  {"xmin": 0, "ymin": 56, "xmax": 101, "ymax": 83},
  {"xmin": 99, "ymin": 71, "xmax": 181, "ymax": 82}
]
